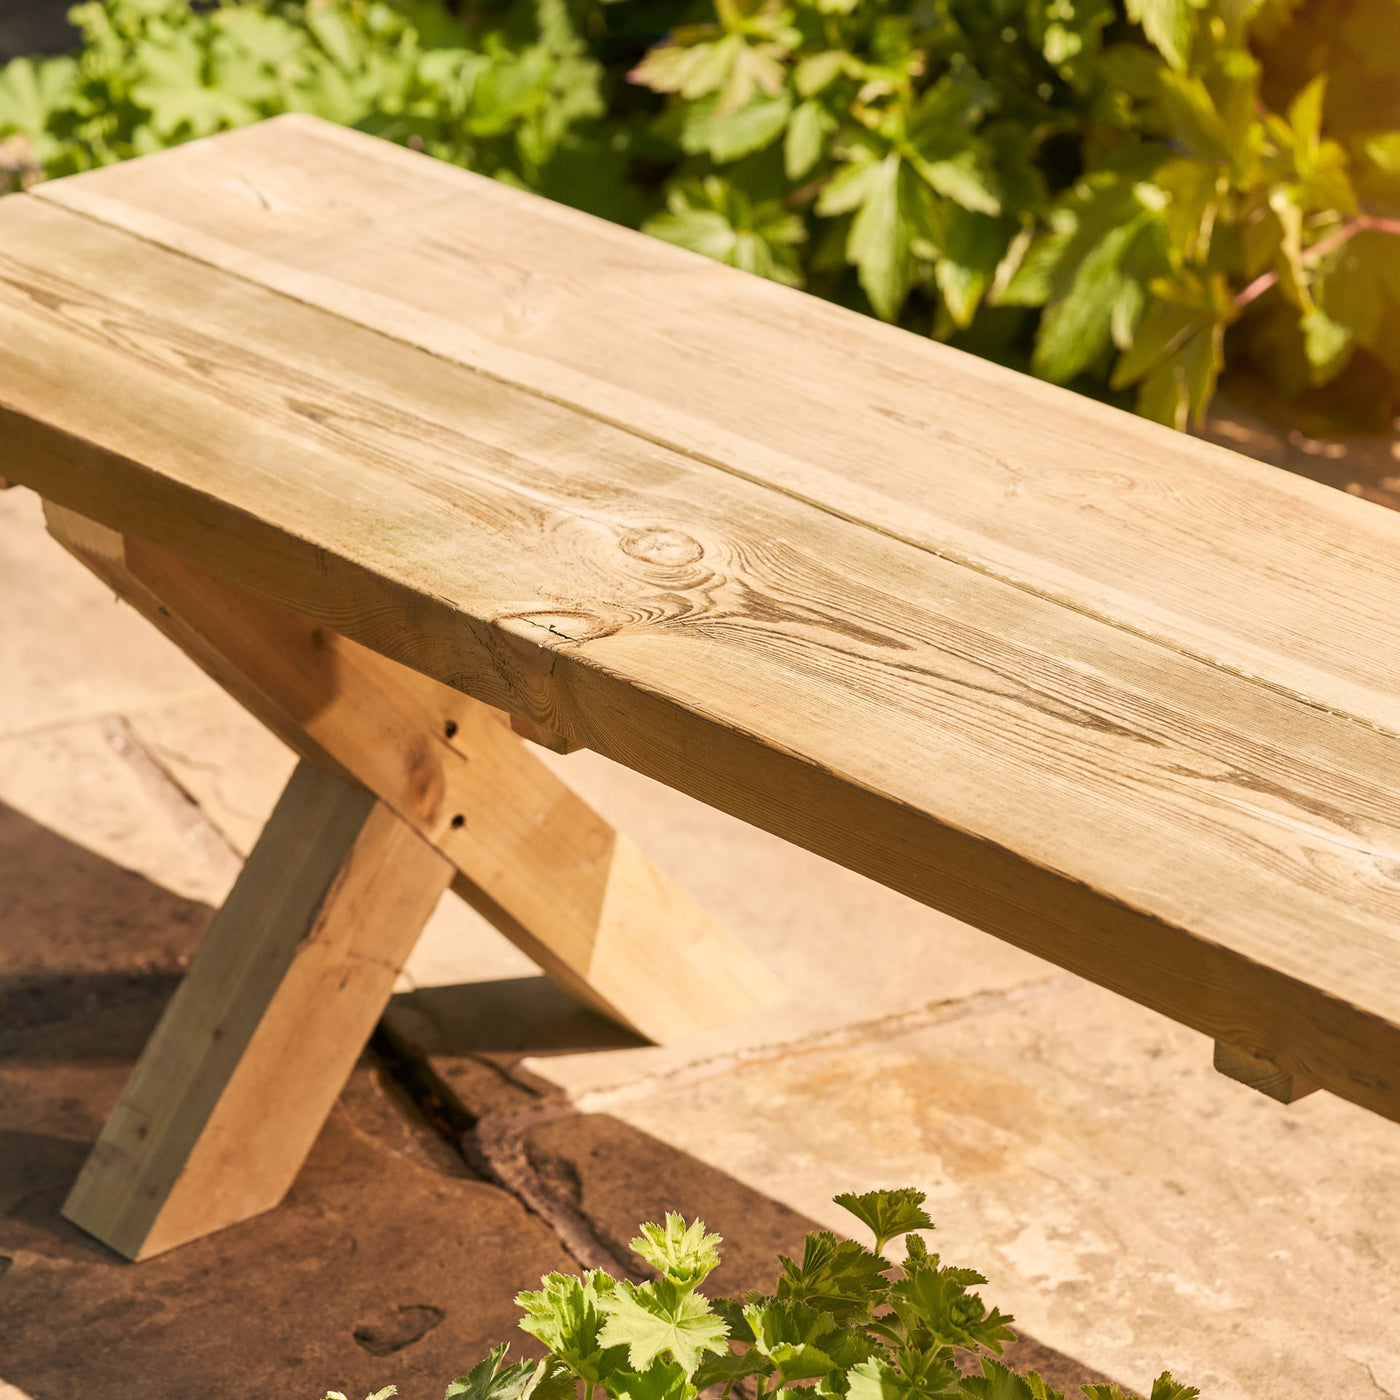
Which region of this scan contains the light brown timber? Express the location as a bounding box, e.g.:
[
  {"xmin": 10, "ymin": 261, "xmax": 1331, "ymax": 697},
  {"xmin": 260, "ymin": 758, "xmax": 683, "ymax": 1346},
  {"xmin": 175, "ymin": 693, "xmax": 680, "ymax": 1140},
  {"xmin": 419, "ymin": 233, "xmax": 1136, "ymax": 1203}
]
[
  {"xmin": 1214, "ymin": 1041, "xmax": 1320, "ymax": 1104},
  {"xmin": 1, "ymin": 142, "xmax": 1399, "ymax": 1124},
  {"xmin": 61, "ymin": 759, "xmax": 454, "ymax": 1260},
  {"xmin": 32, "ymin": 113, "xmax": 1400, "ymax": 740},
  {"xmin": 44, "ymin": 504, "xmax": 780, "ymax": 1042}
]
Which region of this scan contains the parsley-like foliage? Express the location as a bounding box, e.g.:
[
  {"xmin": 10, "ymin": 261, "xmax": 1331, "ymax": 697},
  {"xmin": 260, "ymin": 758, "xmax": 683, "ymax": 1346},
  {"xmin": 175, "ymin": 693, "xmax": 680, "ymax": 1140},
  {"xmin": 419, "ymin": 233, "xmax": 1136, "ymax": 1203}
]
[{"xmin": 326, "ymin": 1188, "xmax": 1195, "ymax": 1400}]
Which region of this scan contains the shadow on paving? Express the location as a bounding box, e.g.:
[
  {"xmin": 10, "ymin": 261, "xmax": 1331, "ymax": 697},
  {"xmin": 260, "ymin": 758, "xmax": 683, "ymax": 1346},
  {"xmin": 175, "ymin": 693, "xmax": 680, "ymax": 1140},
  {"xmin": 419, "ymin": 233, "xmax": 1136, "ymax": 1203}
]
[{"xmin": 1, "ymin": 802, "xmax": 1125, "ymax": 1398}]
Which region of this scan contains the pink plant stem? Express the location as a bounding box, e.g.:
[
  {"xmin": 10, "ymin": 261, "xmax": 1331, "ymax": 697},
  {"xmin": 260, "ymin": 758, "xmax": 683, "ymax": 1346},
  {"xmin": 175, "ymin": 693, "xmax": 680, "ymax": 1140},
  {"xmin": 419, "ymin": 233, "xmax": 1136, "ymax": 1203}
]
[{"xmin": 1234, "ymin": 214, "xmax": 1400, "ymax": 309}]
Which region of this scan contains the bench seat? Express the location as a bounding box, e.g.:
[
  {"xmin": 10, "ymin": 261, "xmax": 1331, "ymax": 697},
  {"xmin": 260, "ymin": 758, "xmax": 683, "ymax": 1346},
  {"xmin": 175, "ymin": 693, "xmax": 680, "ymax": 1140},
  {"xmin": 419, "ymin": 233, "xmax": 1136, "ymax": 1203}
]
[{"xmin": 3, "ymin": 115, "xmax": 1400, "ymax": 1255}]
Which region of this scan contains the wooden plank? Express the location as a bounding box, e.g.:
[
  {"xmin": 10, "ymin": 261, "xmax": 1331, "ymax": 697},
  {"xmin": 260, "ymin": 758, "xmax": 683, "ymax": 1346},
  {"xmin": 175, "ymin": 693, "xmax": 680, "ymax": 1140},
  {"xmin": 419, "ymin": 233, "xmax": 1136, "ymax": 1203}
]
[
  {"xmin": 62, "ymin": 758, "xmax": 454, "ymax": 1260},
  {"xmin": 1214, "ymin": 1042, "xmax": 1319, "ymax": 1104},
  {"xmin": 32, "ymin": 113, "xmax": 1400, "ymax": 742},
  {"xmin": 44, "ymin": 503, "xmax": 782, "ymax": 1042},
  {"xmin": 4, "ymin": 193, "xmax": 1400, "ymax": 1123}
]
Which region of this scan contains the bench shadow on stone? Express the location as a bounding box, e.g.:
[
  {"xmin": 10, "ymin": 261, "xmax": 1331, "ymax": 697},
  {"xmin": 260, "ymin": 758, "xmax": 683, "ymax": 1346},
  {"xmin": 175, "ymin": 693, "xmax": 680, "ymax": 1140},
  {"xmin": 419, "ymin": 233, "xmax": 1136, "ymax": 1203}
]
[{"xmin": 0, "ymin": 799, "xmax": 1125, "ymax": 1397}]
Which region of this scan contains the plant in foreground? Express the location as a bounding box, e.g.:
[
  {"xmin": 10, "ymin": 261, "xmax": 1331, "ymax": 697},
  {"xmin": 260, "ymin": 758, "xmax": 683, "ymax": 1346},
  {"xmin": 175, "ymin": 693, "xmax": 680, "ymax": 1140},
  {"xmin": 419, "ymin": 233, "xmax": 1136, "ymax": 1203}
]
[{"xmin": 324, "ymin": 1188, "xmax": 1196, "ymax": 1400}]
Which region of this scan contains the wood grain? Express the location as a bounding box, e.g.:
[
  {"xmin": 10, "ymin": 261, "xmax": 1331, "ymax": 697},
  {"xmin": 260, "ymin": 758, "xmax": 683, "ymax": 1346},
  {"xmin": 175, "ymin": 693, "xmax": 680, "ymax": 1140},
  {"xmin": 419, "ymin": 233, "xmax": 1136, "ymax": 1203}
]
[
  {"xmin": 3, "ymin": 143, "xmax": 1400, "ymax": 1120},
  {"xmin": 33, "ymin": 113, "xmax": 1400, "ymax": 740},
  {"xmin": 1214, "ymin": 1042, "xmax": 1319, "ymax": 1104},
  {"xmin": 61, "ymin": 758, "xmax": 453, "ymax": 1260},
  {"xmin": 44, "ymin": 503, "xmax": 782, "ymax": 1042}
]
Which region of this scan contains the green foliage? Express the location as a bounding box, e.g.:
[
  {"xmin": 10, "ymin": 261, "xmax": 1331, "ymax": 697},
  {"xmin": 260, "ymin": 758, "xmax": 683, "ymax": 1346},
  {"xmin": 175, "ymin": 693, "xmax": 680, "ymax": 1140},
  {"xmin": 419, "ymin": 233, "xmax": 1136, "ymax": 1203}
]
[
  {"xmin": 2, "ymin": 0, "xmax": 1399, "ymax": 426},
  {"xmin": 328, "ymin": 1189, "xmax": 1195, "ymax": 1400}
]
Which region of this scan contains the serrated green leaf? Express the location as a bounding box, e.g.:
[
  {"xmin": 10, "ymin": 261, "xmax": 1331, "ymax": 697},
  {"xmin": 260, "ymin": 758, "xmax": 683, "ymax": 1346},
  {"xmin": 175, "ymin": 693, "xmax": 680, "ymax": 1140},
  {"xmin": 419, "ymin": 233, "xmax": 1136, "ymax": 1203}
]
[
  {"xmin": 630, "ymin": 1215, "xmax": 723, "ymax": 1292},
  {"xmin": 888, "ymin": 1259, "xmax": 1015, "ymax": 1355},
  {"xmin": 681, "ymin": 91, "xmax": 791, "ymax": 162},
  {"xmin": 708, "ymin": 1297, "xmax": 754, "ymax": 1345},
  {"xmin": 776, "ymin": 1231, "xmax": 889, "ymax": 1325},
  {"xmin": 960, "ymin": 1357, "xmax": 1066, "ymax": 1400},
  {"xmin": 743, "ymin": 1298, "xmax": 844, "ymax": 1382},
  {"xmin": 934, "ymin": 209, "xmax": 1009, "ymax": 329},
  {"xmin": 517, "ymin": 1272, "xmax": 628, "ymax": 1385},
  {"xmin": 597, "ymin": 1280, "xmax": 729, "ymax": 1379},
  {"xmin": 690, "ymin": 1349, "xmax": 774, "ymax": 1391},
  {"xmin": 840, "ymin": 155, "xmax": 925, "ymax": 320},
  {"xmin": 645, "ymin": 176, "xmax": 805, "ymax": 287},
  {"xmin": 1149, "ymin": 1374, "xmax": 1200, "ymax": 1400},
  {"xmin": 845, "ymin": 1352, "xmax": 960, "ymax": 1400},
  {"xmin": 0, "ymin": 56, "xmax": 78, "ymax": 139},
  {"xmin": 1033, "ymin": 210, "xmax": 1155, "ymax": 382},
  {"xmin": 446, "ymin": 1345, "xmax": 537, "ymax": 1400},
  {"xmin": 833, "ymin": 1190, "xmax": 934, "ymax": 1254},
  {"xmin": 608, "ymin": 1358, "xmax": 695, "ymax": 1400}
]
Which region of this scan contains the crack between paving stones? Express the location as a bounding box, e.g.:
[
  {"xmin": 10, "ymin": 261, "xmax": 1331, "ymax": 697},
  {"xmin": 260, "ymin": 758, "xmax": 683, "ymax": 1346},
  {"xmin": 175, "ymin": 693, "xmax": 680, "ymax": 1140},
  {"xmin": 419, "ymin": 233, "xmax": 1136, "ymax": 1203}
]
[
  {"xmin": 369, "ymin": 1019, "xmax": 638, "ymax": 1277},
  {"xmin": 98, "ymin": 712, "xmax": 245, "ymax": 879}
]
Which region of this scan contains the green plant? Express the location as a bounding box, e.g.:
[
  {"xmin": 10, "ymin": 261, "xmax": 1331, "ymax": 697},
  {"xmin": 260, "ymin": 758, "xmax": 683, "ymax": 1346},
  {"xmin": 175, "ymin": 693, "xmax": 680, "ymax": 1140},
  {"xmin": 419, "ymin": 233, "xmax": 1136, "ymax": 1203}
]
[
  {"xmin": 2, "ymin": 0, "xmax": 1399, "ymax": 427},
  {"xmin": 628, "ymin": 0, "xmax": 1400, "ymax": 427},
  {"xmin": 0, "ymin": 0, "xmax": 642, "ymax": 220},
  {"xmin": 324, "ymin": 1190, "xmax": 1197, "ymax": 1400}
]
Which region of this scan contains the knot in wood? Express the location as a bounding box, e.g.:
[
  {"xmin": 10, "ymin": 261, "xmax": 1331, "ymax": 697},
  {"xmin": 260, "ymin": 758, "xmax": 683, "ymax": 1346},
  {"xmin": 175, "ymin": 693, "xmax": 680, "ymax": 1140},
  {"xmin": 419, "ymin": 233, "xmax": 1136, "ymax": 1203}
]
[{"xmin": 620, "ymin": 527, "xmax": 704, "ymax": 568}]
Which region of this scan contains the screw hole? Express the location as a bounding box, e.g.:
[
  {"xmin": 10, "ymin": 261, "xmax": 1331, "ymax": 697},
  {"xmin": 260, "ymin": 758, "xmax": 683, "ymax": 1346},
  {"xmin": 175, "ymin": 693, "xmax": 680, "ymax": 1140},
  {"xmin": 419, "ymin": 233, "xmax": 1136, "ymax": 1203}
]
[
  {"xmin": 450, "ymin": 814, "xmax": 466, "ymax": 830},
  {"xmin": 444, "ymin": 719, "xmax": 458, "ymax": 739}
]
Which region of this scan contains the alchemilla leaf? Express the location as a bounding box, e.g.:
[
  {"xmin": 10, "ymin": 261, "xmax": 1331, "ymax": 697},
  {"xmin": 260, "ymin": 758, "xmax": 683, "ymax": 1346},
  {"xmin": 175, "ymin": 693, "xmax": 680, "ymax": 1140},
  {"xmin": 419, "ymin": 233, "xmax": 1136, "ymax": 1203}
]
[
  {"xmin": 630, "ymin": 1214, "xmax": 723, "ymax": 1291},
  {"xmin": 832, "ymin": 1189, "xmax": 934, "ymax": 1253},
  {"xmin": 597, "ymin": 1279, "xmax": 729, "ymax": 1378}
]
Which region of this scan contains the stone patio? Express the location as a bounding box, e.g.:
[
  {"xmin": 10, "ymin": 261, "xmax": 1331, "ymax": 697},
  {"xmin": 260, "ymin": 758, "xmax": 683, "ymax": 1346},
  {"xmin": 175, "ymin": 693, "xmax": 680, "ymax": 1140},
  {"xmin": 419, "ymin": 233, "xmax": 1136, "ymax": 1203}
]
[
  {"xmin": 3, "ymin": 439, "xmax": 1400, "ymax": 1400},
  {"xmin": 4, "ymin": 6, "xmax": 1400, "ymax": 1387}
]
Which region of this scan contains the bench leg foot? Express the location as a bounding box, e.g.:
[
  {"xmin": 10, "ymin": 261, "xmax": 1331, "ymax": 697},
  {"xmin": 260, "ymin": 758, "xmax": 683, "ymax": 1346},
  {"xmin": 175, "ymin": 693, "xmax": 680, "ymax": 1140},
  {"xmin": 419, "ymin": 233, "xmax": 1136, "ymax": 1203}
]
[
  {"xmin": 1213, "ymin": 1040, "xmax": 1318, "ymax": 1104},
  {"xmin": 61, "ymin": 760, "xmax": 453, "ymax": 1260}
]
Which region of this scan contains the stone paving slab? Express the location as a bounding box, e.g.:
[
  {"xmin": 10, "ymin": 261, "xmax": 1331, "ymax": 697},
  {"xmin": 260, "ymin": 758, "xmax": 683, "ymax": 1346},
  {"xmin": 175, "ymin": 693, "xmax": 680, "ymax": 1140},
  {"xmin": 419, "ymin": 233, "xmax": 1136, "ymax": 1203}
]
[
  {"xmin": 5, "ymin": 466, "xmax": 1400, "ymax": 1400},
  {"xmin": 0, "ymin": 1022, "xmax": 570, "ymax": 1399},
  {"xmin": 565, "ymin": 978, "xmax": 1400, "ymax": 1399}
]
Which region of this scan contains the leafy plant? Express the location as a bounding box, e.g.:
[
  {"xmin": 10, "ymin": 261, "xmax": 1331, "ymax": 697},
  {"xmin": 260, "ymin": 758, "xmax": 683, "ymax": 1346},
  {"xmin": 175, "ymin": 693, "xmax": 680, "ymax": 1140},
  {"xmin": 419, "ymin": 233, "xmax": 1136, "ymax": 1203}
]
[
  {"xmin": 2, "ymin": 0, "xmax": 1399, "ymax": 427},
  {"xmin": 628, "ymin": 0, "xmax": 1400, "ymax": 427},
  {"xmin": 323, "ymin": 1190, "xmax": 1197, "ymax": 1400},
  {"xmin": 0, "ymin": 0, "xmax": 641, "ymax": 221}
]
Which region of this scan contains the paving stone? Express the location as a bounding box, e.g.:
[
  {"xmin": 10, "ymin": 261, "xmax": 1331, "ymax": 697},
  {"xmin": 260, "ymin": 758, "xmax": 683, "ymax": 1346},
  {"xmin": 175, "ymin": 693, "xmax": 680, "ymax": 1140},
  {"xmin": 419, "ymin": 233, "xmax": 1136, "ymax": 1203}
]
[
  {"xmin": 0, "ymin": 788, "xmax": 214, "ymax": 1032},
  {"xmin": 0, "ymin": 1005, "xmax": 571, "ymax": 1400},
  {"xmin": 569, "ymin": 978, "xmax": 1400, "ymax": 1400},
  {"xmin": 0, "ymin": 491, "xmax": 217, "ymax": 740}
]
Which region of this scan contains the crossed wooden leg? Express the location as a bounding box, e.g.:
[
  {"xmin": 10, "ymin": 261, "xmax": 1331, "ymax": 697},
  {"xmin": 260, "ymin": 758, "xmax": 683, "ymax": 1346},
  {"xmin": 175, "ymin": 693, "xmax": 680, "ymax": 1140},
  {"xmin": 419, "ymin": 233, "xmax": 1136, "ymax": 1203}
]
[{"xmin": 45, "ymin": 504, "xmax": 782, "ymax": 1260}]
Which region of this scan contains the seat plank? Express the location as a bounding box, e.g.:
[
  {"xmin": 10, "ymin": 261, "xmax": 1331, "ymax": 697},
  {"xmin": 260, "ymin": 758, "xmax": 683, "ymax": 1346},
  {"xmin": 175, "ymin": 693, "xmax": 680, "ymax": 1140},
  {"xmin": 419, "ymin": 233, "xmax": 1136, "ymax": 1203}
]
[
  {"xmin": 3, "ymin": 161, "xmax": 1400, "ymax": 1121},
  {"xmin": 33, "ymin": 113, "xmax": 1400, "ymax": 741}
]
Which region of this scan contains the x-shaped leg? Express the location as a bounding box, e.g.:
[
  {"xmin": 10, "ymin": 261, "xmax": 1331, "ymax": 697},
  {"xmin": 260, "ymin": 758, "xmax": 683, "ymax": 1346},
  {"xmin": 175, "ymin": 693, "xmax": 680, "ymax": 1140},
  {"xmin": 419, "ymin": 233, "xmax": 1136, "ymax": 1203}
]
[{"xmin": 45, "ymin": 504, "xmax": 782, "ymax": 1259}]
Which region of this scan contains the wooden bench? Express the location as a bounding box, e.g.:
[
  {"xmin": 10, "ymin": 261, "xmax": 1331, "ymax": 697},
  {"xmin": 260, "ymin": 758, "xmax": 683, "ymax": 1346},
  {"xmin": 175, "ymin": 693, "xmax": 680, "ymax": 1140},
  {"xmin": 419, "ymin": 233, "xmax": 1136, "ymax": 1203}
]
[{"xmin": 4, "ymin": 113, "xmax": 1400, "ymax": 1261}]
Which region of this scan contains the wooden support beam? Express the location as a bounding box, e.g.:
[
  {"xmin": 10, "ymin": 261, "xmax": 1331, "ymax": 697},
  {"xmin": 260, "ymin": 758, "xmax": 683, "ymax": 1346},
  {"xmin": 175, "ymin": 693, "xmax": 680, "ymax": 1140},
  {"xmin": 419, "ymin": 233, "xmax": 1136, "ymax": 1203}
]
[
  {"xmin": 44, "ymin": 504, "xmax": 783, "ymax": 1043},
  {"xmin": 1213, "ymin": 1041, "xmax": 1319, "ymax": 1104},
  {"xmin": 63, "ymin": 760, "xmax": 453, "ymax": 1260}
]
